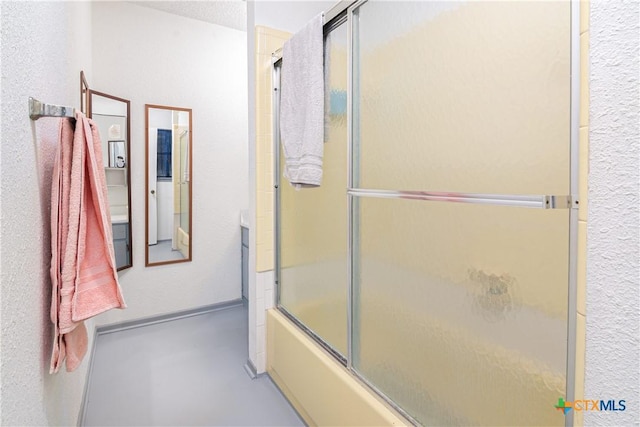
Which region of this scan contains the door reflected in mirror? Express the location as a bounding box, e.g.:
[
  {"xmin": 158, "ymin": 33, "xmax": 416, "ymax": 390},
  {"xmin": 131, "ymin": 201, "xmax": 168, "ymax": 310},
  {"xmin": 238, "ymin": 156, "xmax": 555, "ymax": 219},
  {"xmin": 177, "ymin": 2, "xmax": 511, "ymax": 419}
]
[
  {"xmin": 89, "ymin": 90, "xmax": 132, "ymax": 271},
  {"xmin": 145, "ymin": 104, "xmax": 192, "ymax": 266}
]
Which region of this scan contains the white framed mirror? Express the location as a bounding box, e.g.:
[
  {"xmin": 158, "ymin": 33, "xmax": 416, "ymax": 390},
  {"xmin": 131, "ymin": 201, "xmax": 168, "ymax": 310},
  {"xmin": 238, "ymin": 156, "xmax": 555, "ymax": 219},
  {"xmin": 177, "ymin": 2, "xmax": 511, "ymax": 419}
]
[
  {"xmin": 89, "ymin": 90, "xmax": 132, "ymax": 271},
  {"xmin": 145, "ymin": 104, "xmax": 192, "ymax": 266}
]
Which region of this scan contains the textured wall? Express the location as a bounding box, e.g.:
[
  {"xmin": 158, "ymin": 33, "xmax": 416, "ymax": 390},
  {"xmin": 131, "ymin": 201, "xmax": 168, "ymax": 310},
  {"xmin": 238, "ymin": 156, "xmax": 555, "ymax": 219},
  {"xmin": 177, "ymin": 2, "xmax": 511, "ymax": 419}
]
[
  {"xmin": 90, "ymin": 2, "xmax": 248, "ymax": 325},
  {"xmin": 585, "ymin": 1, "xmax": 640, "ymax": 425},
  {"xmin": 0, "ymin": 2, "xmax": 93, "ymax": 425},
  {"xmin": 254, "ymin": 1, "xmax": 334, "ymax": 34}
]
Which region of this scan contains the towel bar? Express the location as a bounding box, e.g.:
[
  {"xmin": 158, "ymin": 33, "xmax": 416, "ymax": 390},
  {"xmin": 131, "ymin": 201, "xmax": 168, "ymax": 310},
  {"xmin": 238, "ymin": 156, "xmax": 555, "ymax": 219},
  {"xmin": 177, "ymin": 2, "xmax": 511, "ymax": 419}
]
[{"xmin": 29, "ymin": 97, "xmax": 76, "ymax": 121}]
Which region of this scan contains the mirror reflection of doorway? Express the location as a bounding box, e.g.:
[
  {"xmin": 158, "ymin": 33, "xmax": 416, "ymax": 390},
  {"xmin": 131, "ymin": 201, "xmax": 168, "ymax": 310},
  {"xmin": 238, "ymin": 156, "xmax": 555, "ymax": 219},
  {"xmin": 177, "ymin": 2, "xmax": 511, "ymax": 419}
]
[{"xmin": 146, "ymin": 105, "xmax": 192, "ymax": 266}]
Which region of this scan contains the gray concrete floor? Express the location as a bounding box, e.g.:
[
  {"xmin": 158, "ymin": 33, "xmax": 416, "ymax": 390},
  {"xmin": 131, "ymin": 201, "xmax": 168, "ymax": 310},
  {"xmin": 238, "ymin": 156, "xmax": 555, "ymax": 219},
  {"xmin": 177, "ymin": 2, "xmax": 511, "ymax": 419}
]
[
  {"xmin": 82, "ymin": 304, "xmax": 304, "ymax": 426},
  {"xmin": 148, "ymin": 240, "xmax": 186, "ymax": 264}
]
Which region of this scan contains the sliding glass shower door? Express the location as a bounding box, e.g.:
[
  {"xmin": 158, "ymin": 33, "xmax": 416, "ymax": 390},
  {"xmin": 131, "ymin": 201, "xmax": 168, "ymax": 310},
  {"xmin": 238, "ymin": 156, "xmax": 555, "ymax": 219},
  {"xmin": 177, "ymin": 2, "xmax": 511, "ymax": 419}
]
[
  {"xmin": 350, "ymin": 1, "xmax": 572, "ymax": 425},
  {"xmin": 276, "ymin": 1, "xmax": 576, "ymax": 425},
  {"xmin": 278, "ymin": 23, "xmax": 349, "ymax": 358}
]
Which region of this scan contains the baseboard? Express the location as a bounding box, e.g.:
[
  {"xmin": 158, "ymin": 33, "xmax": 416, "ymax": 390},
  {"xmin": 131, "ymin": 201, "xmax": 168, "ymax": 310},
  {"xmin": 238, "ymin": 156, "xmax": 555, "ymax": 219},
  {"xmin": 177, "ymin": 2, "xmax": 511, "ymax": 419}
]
[
  {"xmin": 244, "ymin": 359, "xmax": 258, "ymax": 379},
  {"xmin": 77, "ymin": 325, "xmax": 99, "ymax": 427},
  {"xmin": 96, "ymin": 299, "xmax": 243, "ymax": 335}
]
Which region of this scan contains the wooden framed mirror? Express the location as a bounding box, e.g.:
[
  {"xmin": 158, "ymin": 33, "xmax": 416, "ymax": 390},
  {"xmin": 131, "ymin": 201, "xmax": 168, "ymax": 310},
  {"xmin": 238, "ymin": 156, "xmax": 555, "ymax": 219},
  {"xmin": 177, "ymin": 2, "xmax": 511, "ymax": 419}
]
[
  {"xmin": 89, "ymin": 90, "xmax": 133, "ymax": 271},
  {"xmin": 80, "ymin": 71, "xmax": 89, "ymax": 115},
  {"xmin": 145, "ymin": 104, "xmax": 192, "ymax": 266}
]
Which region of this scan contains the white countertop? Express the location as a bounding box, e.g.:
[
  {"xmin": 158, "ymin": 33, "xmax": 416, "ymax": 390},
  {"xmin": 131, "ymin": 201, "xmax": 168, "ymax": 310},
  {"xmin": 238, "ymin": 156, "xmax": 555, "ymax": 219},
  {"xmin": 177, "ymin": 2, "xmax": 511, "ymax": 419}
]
[
  {"xmin": 110, "ymin": 205, "xmax": 129, "ymax": 225},
  {"xmin": 111, "ymin": 214, "xmax": 128, "ymax": 224},
  {"xmin": 240, "ymin": 209, "xmax": 249, "ymax": 228}
]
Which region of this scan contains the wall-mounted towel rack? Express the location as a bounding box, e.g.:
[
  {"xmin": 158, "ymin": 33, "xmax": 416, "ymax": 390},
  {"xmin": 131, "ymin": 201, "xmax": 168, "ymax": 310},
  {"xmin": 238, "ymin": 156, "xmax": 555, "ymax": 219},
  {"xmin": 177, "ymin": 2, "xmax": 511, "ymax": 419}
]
[{"xmin": 29, "ymin": 97, "xmax": 76, "ymax": 121}]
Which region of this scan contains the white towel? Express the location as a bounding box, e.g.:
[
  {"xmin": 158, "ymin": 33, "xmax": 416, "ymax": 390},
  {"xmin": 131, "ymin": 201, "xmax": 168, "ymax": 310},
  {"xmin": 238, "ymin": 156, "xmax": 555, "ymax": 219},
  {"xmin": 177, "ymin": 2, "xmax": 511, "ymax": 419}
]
[{"xmin": 280, "ymin": 13, "xmax": 325, "ymax": 187}]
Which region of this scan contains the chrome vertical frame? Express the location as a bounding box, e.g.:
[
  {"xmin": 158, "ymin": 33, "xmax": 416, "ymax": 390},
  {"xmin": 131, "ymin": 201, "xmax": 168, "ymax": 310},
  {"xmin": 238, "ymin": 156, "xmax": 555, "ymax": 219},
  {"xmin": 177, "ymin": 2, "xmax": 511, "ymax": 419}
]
[
  {"xmin": 273, "ymin": 3, "xmax": 355, "ymax": 367},
  {"xmin": 565, "ymin": 1, "xmax": 581, "ymax": 426},
  {"xmin": 347, "ymin": 0, "xmax": 367, "ymax": 373},
  {"xmin": 273, "ymin": 56, "xmax": 282, "ymax": 307},
  {"xmin": 346, "ymin": 0, "xmax": 354, "ymax": 371}
]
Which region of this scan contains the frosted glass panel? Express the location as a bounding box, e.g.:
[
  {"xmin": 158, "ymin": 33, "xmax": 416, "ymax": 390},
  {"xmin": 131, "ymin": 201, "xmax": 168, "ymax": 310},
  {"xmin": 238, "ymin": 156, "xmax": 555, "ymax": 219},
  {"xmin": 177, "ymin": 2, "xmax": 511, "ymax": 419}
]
[
  {"xmin": 356, "ymin": 1, "xmax": 571, "ymax": 195},
  {"xmin": 279, "ymin": 24, "xmax": 348, "ymax": 356},
  {"xmin": 353, "ymin": 197, "xmax": 569, "ymax": 426}
]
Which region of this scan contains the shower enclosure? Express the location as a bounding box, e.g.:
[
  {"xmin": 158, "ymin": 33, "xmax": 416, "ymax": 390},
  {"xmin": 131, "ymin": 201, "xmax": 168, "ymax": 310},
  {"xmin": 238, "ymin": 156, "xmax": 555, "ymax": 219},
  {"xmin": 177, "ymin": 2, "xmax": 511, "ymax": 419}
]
[{"xmin": 275, "ymin": 1, "xmax": 579, "ymax": 425}]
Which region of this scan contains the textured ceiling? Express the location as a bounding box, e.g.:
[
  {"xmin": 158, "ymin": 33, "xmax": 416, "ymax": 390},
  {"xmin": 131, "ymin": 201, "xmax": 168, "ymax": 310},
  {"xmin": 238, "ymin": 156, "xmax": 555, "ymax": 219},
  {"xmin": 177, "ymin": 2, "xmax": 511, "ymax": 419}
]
[{"xmin": 131, "ymin": 1, "xmax": 247, "ymax": 31}]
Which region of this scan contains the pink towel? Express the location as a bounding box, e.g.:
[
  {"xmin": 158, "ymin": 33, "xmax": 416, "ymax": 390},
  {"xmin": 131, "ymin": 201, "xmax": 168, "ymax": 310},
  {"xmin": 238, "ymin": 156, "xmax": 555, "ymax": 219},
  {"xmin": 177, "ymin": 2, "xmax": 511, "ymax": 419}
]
[{"xmin": 50, "ymin": 111, "xmax": 126, "ymax": 373}]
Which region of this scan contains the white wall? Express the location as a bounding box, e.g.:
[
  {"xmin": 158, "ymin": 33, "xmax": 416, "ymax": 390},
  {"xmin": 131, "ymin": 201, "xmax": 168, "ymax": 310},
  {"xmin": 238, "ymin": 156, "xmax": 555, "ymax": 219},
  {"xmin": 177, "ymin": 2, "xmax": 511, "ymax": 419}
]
[
  {"xmin": 149, "ymin": 108, "xmax": 173, "ymax": 129},
  {"xmin": 585, "ymin": 1, "xmax": 640, "ymax": 425},
  {"xmin": 91, "ymin": 2, "xmax": 248, "ymax": 325},
  {"xmin": 156, "ymin": 181, "xmax": 174, "ymax": 241},
  {"xmin": 246, "ymin": 0, "xmax": 259, "ymax": 372},
  {"xmin": 0, "ymin": 2, "xmax": 94, "ymax": 425},
  {"xmin": 254, "ymin": 0, "xmax": 334, "ymax": 33}
]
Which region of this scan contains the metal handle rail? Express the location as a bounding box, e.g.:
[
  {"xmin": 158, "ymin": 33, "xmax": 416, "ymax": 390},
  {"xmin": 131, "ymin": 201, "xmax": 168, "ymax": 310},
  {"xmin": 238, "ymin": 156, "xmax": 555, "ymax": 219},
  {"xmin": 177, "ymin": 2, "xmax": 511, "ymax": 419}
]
[
  {"xmin": 29, "ymin": 97, "xmax": 76, "ymax": 121},
  {"xmin": 347, "ymin": 188, "xmax": 575, "ymax": 209}
]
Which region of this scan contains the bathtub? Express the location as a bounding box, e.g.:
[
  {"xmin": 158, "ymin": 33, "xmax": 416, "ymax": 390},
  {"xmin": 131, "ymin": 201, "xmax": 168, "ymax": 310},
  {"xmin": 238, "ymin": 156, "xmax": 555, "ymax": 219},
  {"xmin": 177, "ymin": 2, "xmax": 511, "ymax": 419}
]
[{"xmin": 273, "ymin": 258, "xmax": 567, "ymax": 426}]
